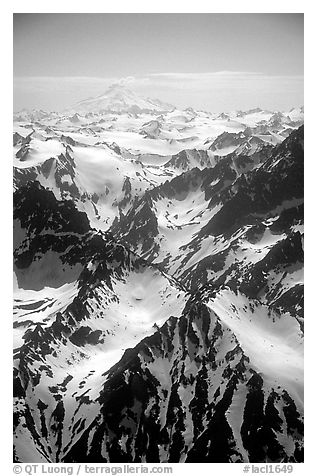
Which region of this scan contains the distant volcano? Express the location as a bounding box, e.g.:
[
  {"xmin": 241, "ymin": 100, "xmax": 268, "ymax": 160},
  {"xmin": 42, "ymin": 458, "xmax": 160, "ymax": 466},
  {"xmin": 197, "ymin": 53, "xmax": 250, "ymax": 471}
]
[{"xmin": 67, "ymin": 82, "xmax": 175, "ymax": 114}]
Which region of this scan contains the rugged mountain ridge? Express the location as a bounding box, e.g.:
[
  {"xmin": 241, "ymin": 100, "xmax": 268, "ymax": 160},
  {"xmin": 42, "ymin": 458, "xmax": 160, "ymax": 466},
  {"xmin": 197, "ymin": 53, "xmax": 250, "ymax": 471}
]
[
  {"xmin": 13, "ymin": 181, "xmax": 303, "ymax": 462},
  {"xmin": 13, "ymin": 93, "xmax": 304, "ymax": 463},
  {"xmin": 62, "ymin": 287, "xmax": 303, "ymax": 463},
  {"xmin": 14, "ymin": 184, "xmax": 187, "ymax": 462},
  {"xmin": 111, "ymin": 128, "xmax": 303, "ymax": 322}
]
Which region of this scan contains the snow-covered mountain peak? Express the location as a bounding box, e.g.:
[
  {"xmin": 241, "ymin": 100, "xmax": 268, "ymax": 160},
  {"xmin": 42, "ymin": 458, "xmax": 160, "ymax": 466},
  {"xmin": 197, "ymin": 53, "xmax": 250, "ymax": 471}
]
[{"xmin": 67, "ymin": 83, "xmax": 175, "ymax": 114}]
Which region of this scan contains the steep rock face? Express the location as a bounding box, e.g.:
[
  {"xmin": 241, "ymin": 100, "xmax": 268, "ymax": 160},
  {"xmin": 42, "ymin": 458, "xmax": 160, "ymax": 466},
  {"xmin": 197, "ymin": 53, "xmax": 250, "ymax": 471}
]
[
  {"xmin": 13, "ymin": 181, "xmax": 93, "ymax": 289},
  {"xmin": 14, "ymin": 142, "xmax": 85, "ymax": 202},
  {"xmin": 164, "ymin": 149, "xmax": 214, "ymax": 171},
  {"xmin": 140, "ymin": 120, "xmax": 162, "ymax": 139},
  {"xmin": 203, "ymin": 126, "xmax": 303, "ymax": 238},
  {"xmin": 62, "ymin": 289, "xmax": 303, "ymax": 463},
  {"xmin": 208, "ymin": 130, "xmax": 273, "ymax": 157}
]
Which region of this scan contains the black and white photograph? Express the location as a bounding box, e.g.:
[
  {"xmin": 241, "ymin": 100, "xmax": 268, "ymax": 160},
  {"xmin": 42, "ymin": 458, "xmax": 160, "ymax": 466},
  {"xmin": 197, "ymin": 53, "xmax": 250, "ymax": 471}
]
[{"xmin": 12, "ymin": 7, "xmax": 305, "ymax": 469}]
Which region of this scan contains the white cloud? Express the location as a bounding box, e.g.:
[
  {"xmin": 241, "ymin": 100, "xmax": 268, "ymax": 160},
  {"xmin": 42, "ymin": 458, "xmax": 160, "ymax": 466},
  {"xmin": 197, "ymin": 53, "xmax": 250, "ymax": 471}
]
[{"xmin": 146, "ymin": 71, "xmax": 303, "ymax": 90}]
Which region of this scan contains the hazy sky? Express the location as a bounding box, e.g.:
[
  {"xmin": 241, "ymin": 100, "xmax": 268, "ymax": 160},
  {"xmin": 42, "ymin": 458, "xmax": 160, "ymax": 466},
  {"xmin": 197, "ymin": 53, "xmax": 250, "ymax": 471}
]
[{"xmin": 13, "ymin": 13, "xmax": 304, "ymax": 112}]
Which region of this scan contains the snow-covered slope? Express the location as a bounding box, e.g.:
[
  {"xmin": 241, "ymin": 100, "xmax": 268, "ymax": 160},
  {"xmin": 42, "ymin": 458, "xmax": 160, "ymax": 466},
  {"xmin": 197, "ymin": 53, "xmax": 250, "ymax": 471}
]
[{"xmin": 13, "ymin": 135, "xmax": 179, "ymax": 230}]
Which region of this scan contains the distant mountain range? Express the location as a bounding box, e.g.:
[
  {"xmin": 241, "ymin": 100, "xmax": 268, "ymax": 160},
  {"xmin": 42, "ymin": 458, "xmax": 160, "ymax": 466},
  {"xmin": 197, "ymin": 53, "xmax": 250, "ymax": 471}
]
[{"xmin": 13, "ymin": 85, "xmax": 304, "ymax": 463}]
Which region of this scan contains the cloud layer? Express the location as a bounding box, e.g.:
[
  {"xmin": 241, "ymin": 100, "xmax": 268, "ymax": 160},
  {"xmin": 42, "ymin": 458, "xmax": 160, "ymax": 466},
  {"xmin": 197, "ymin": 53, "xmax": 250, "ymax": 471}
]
[{"xmin": 14, "ymin": 71, "xmax": 303, "ymax": 112}]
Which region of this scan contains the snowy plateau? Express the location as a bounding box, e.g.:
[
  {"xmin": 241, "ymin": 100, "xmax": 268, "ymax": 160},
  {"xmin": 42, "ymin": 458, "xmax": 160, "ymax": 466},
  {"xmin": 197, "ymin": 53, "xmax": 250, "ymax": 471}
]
[{"xmin": 13, "ymin": 83, "xmax": 304, "ymax": 463}]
